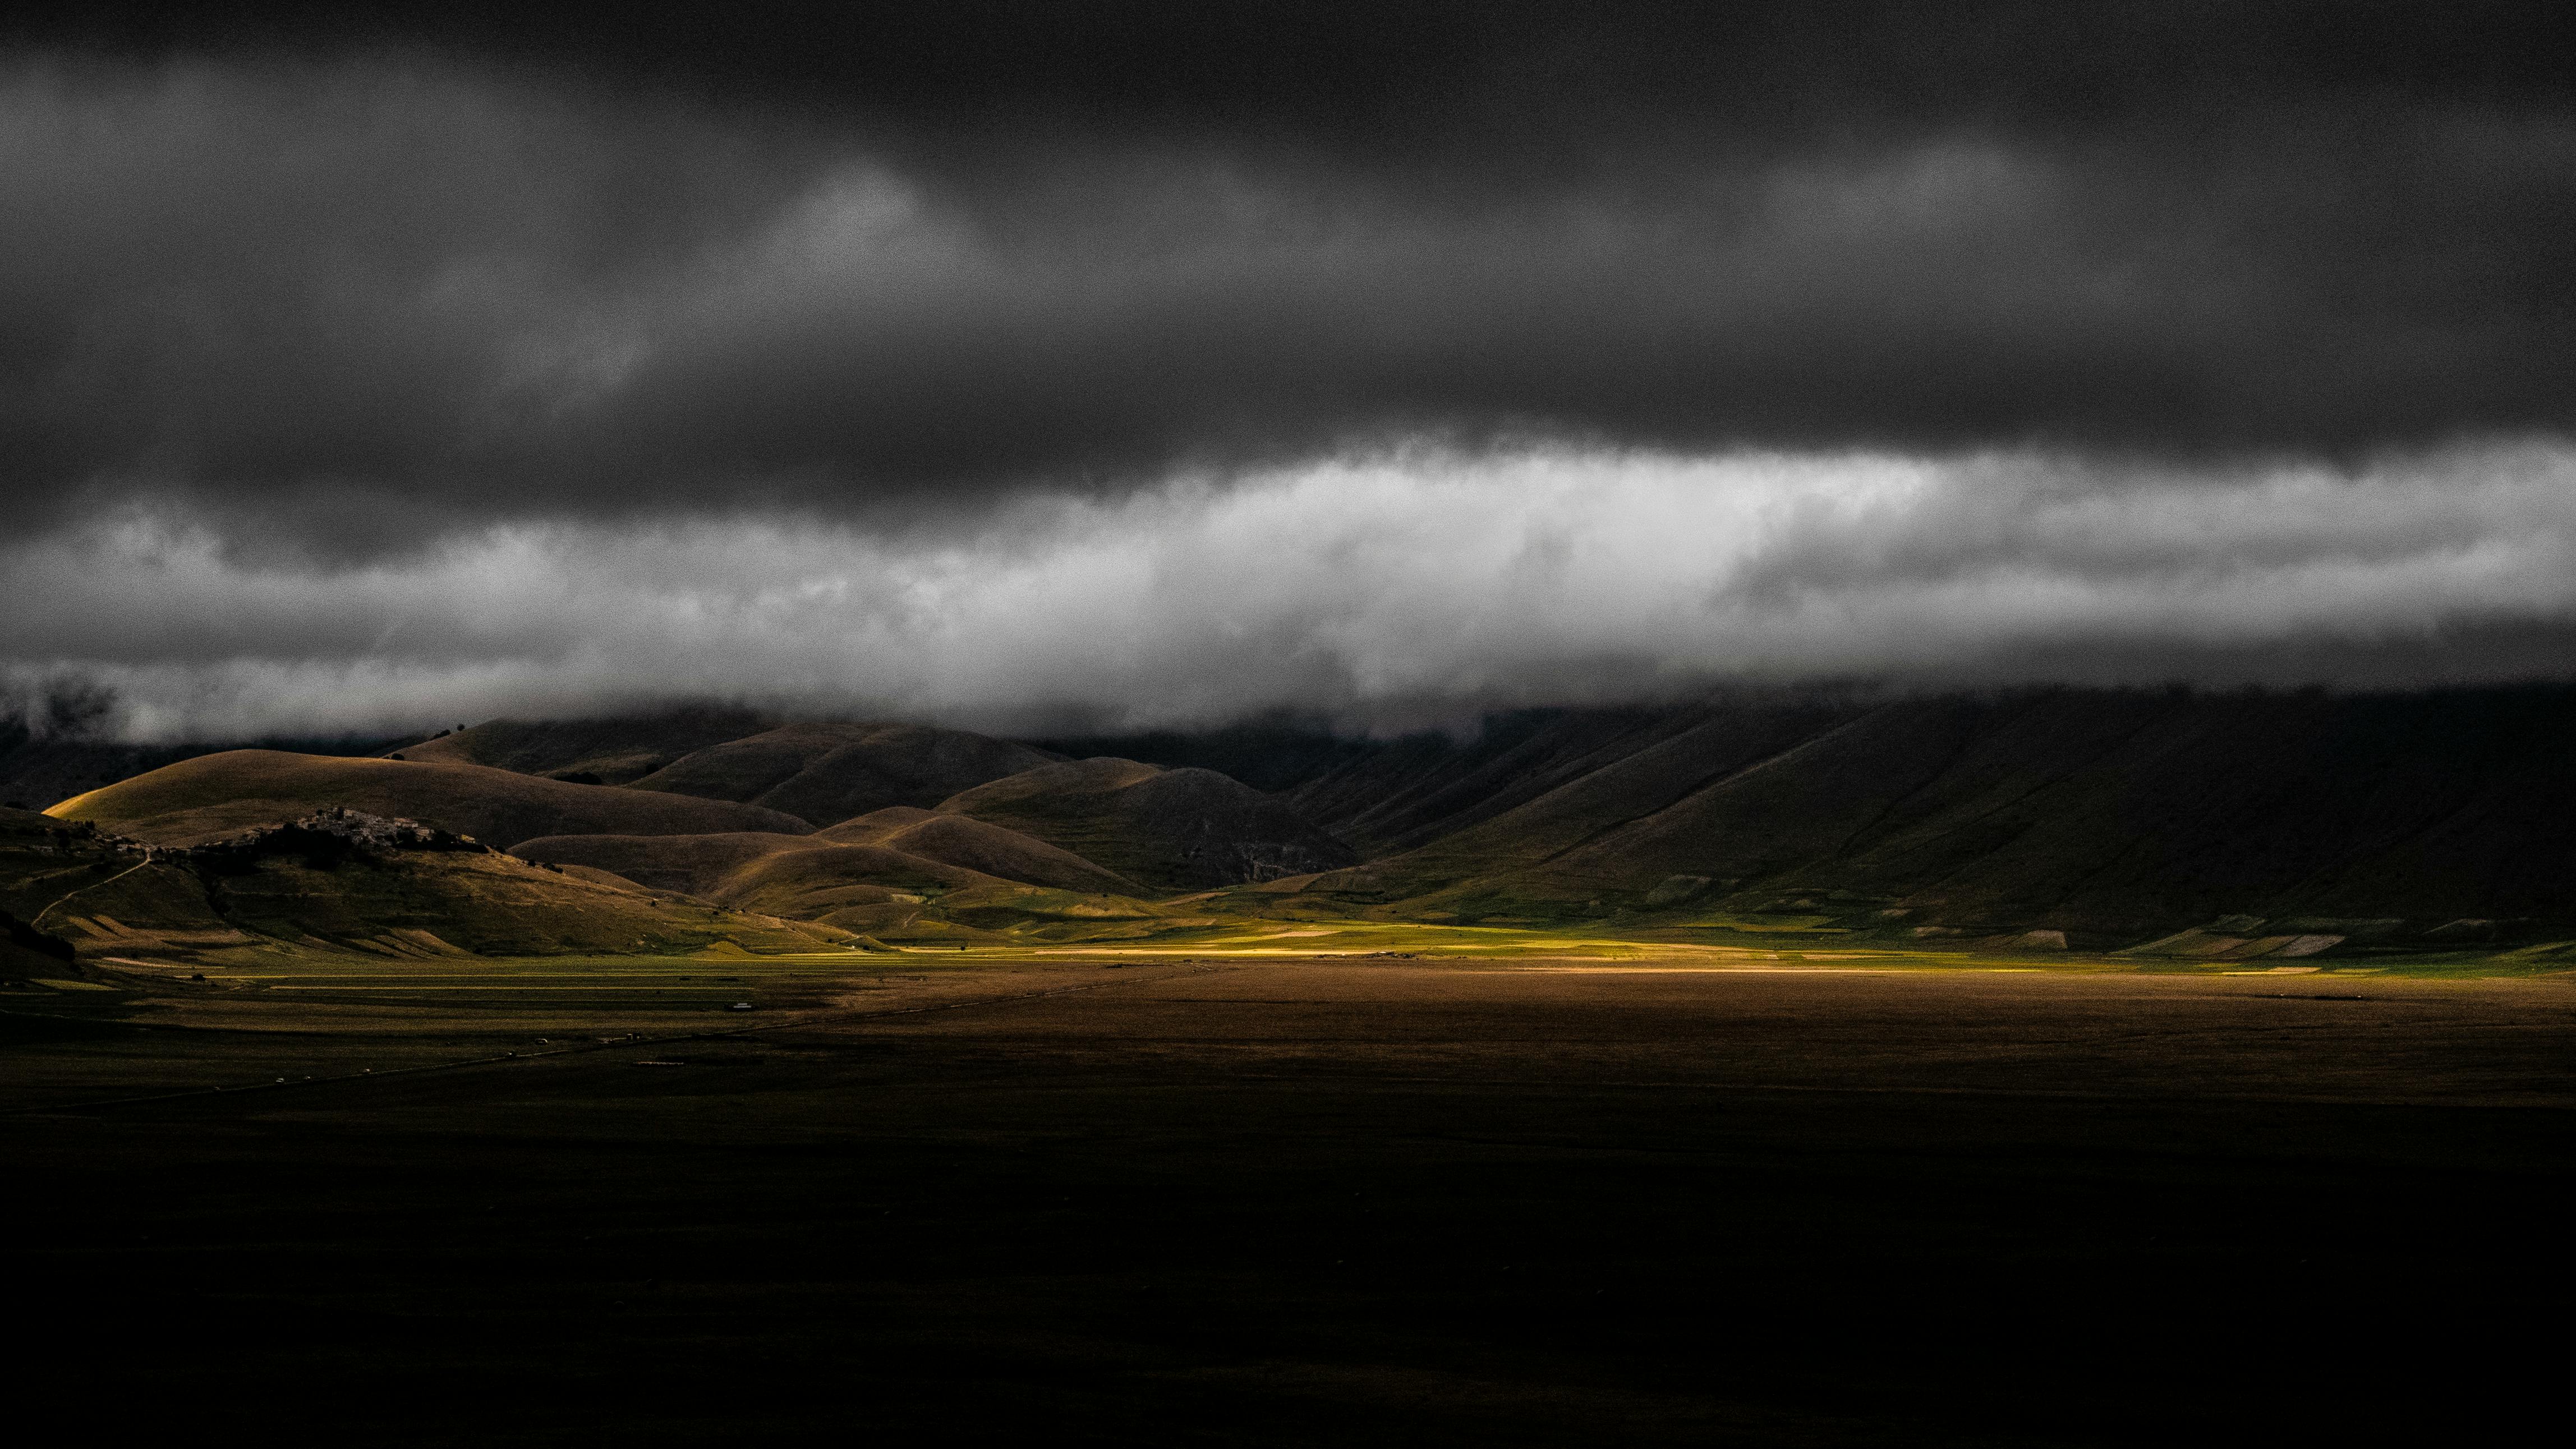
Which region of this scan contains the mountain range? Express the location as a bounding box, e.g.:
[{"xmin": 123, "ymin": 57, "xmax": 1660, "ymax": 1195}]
[{"xmin": 7, "ymin": 685, "xmax": 2570, "ymax": 971}]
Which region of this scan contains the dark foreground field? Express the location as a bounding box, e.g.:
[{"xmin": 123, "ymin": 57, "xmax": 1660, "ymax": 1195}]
[{"xmin": 8, "ymin": 959, "xmax": 2573, "ymax": 1445}]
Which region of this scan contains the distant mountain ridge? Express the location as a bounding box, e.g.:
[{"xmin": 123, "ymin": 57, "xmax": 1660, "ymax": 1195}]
[
  {"xmin": 21, "ymin": 689, "xmax": 2576, "ymax": 951},
  {"xmin": 1103, "ymin": 688, "xmax": 2576, "ymax": 942}
]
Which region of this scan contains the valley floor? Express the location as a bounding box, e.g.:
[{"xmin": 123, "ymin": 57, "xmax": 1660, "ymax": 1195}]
[{"xmin": 7, "ymin": 953, "xmax": 2573, "ymax": 1443}]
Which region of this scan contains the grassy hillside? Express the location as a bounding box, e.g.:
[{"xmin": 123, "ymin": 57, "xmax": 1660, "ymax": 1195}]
[
  {"xmin": 621, "ymin": 721, "xmax": 1056, "ymax": 825},
  {"xmin": 820, "ymin": 807, "xmax": 1140, "ymax": 894},
  {"xmin": 510, "ymin": 827, "xmax": 1169, "ymax": 944},
  {"xmin": 398, "ymin": 706, "xmax": 775, "ymax": 784},
  {"xmin": 515, "ymin": 810, "xmax": 1141, "ymax": 899},
  {"xmin": 25, "ymin": 688, "xmax": 2571, "ymax": 960},
  {"xmin": 1300, "ymin": 701, "xmax": 1862, "ymax": 904},
  {"xmin": 938, "ymin": 758, "xmax": 1357, "ymax": 893},
  {"xmin": 192, "ymin": 849, "xmax": 846, "ymax": 958},
  {"xmin": 514, "ymin": 831, "xmax": 996, "ymax": 904},
  {"xmin": 48, "ymin": 751, "xmax": 809, "ymax": 849},
  {"xmin": 0, "ymin": 719, "xmax": 404, "ymax": 816},
  {"xmin": 1051, "ymin": 707, "xmax": 1763, "ymax": 858},
  {"xmin": 0, "ymin": 804, "xmax": 841, "ymax": 962},
  {"xmin": 706, "ymin": 841, "xmax": 999, "ymax": 921}
]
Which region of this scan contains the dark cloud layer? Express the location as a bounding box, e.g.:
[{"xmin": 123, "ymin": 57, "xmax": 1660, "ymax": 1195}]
[
  {"xmin": 43, "ymin": 3, "xmax": 2576, "ymax": 148},
  {"xmin": 4, "ymin": 3, "xmax": 2574, "ymax": 548},
  {"xmin": 5, "ymin": 5, "xmax": 2575, "ymax": 731}
]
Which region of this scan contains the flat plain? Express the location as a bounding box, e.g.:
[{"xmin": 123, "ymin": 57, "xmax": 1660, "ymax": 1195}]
[{"xmin": 8, "ymin": 947, "xmax": 2572, "ymax": 1445}]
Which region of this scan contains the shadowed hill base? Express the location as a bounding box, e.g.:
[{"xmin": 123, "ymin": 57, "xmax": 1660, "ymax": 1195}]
[
  {"xmin": 2, "ymin": 905, "xmax": 76, "ymax": 979},
  {"xmin": 939, "ymin": 758, "xmax": 1357, "ymax": 893},
  {"xmin": 47, "ymin": 751, "xmax": 809, "ymax": 850}
]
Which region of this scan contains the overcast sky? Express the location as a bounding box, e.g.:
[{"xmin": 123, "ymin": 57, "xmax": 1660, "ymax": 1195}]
[{"xmin": 6, "ymin": 3, "xmax": 2574, "ymax": 739}]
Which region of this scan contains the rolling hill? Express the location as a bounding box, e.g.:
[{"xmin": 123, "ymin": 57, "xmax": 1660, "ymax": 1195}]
[
  {"xmin": 513, "ymin": 807, "xmax": 1137, "ymax": 905},
  {"xmin": 620, "ymin": 721, "xmax": 1057, "ymax": 824},
  {"xmin": 0, "ymin": 803, "xmax": 843, "ymax": 961},
  {"xmin": 395, "ymin": 706, "xmax": 776, "ymax": 784},
  {"xmin": 936, "ymin": 758, "xmax": 1358, "ymax": 893},
  {"xmin": 0, "ymin": 714, "xmax": 403, "ymax": 818},
  {"xmin": 46, "ymin": 751, "xmax": 809, "ymax": 850},
  {"xmin": 505, "ymin": 831, "xmax": 987, "ymax": 921},
  {"xmin": 22, "ymin": 686, "xmax": 2575, "ymax": 956},
  {"xmin": 817, "ymin": 807, "xmax": 1140, "ymax": 894},
  {"xmin": 510, "ymin": 825, "xmax": 1165, "ymax": 942},
  {"xmin": 408, "ymin": 714, "xmax": 1059, "ymax": 826}
]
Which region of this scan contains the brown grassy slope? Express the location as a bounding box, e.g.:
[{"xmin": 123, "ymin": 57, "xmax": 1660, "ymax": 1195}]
[
  {"xmin": 507, "ymin": 832, "xmax": 820, "ymax": 896},
  {"xmin": 709, "ymin": 843, "xmax": 1003, "ymax": 920},
  {"xmin": 398, "ymin": 707, "xmax": 774, "ymax": 784},
  {"xmin": 623, "ymin": 721, "xmax": 1056, "ymax": 825},
  {"xmin": 820, "ymin": 808, "xmax": 1140, "ymax": 894},
  {"xmin": 193, "ymin": 849, "xmax": 846, "ymax": 956},
  {"xmin": 48, "ymin": 751, "xmax": 809, "ymax": 849},
  {"xmin": 0, "ymin": 805, "xmax": 839, "ymax": 958},
  {"xmin": 513, "ymin": 830, "xmax": 996, "ymax": 914},
  {"xmin": 517, "ymin": 804, "xmax": 1140, "ymax": 905},
  {"xmin": 709, "ymin": 850, "xmax": 1172, "ymax": 940},
  {"xmin": 937, "ymin": 758, "xmax": 1355, "ymax": 893},
  {"xmin": 0, "ymin": 805, "xmax": 224, "ymax": 946}
]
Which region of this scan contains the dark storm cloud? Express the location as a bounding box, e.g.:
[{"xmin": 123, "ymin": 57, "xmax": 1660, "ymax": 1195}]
[
  {"xmin": 3, "ymin": 2, "xmax": 2574, "ymax": 548},
  {"xmin": 6, "ymin": 3, "xmax": 2576, "ymax": 733}
]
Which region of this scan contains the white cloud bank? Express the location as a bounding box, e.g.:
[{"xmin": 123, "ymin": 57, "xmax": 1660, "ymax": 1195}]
[{"xmin": 7, "ymin": 441, "xmax": 2574, "ymax": 740}]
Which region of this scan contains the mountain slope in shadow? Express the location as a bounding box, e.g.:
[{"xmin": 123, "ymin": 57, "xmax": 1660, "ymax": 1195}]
[
  {"xmin": 1271, "ymin": 688, "xmax": 2576, "ymax": 939},
  {"xmin": 623, "ymin": 721, "xmax": 1057, "ymax": 825},
  {"xmin": 399, "ymin": 706, "xmax": 777, "ymax": 784},
  {"xmin": 937, "ymin": 758, "xmax": 1357, "ymax": 893}
]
